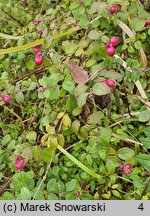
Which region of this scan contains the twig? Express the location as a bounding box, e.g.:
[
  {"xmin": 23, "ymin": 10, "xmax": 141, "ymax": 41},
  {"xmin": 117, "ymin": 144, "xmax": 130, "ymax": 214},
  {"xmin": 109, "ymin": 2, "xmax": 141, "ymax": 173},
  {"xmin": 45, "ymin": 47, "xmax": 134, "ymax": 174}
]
[
  {"xmin": 0, "ymin": 178, "xmax": 12, "ymax": 196},
  {"xmin": 1, "ymin": 8, "xmax": 24, "ymax": 27},
  {"xmin": 11, "ymin": 67, "xmax": 47, "ymax": 85},
  {"xmin": 4, "ymin": 106, "xmax": 25, "ymax": 130},
  {"xmin": 117, "ymin": 176, "xmax": 133, "ymax": 184},
  {"xmin": 32, "ymin": 150, "xmax": 55, "ymax": 200},
  {"xmin": 0, "ymin": 67, "xmax": 47, "ymax": 92},
  {"xmin": 112, "ymin": 132, "xmax": 143, "ymax": 146},
  {"xmin": 87, "ymin": 65, "xmax": 107, "ymax": 82},
  {"xmin": 112, "ymin": 87, "xmax": 123, "ymax": 115}
]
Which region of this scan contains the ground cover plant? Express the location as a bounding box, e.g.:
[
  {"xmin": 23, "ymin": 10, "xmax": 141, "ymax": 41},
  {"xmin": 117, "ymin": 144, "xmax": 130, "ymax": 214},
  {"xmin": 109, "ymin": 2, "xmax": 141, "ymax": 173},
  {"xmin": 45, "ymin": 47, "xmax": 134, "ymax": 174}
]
[{"xmin": 0, "ymin": 0, "xmax": 150, "ymax": 200}]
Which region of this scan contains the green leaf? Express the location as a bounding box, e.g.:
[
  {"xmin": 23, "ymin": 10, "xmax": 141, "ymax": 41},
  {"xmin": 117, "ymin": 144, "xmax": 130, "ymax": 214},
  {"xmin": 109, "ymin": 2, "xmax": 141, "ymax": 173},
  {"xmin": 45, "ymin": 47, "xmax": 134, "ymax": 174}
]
[
  {"xmin": 42, "ymin": 148, "xmax": 53, "ymax": 163},
  {"xmin": 26, "ymin": 59, "xmax": 35, "ymax": 70},
  {"xmin": 92, "ymin": 82, "xmax": 110, "ymax": 96},
  {"xmin": 139, "ymin": 110, "xmax": 150, "ymax": 122},
  {"xmin": 137, "ymin": 153, "xmax": 150, "ymax": 171},
  {"xmin": 117, "ymin": 148, "xmax": 135, "ymax": 160},
  {"xmin": 99, "ymin": 69, "xmax": 123, "ymax": 81},
  {"xmin": 1, "ymin": 134, "xmax": 11, "ymax": 145},
  {"xmin": 32, "ymin": 146, "xmax": 42, "ymax": 161},
  {"xmin": 48, "ymin": 194, "xmax": 58, "ymax": 200},
  {"xmin": 130, "ymin": 174, "xmax": 144, "ymax": 188},
  {"xmin": 77, "ymin": 92, "xmax": 89, "ymax": 108},
  {"xmin": 131, "ymin": 18, "xmax": 145, "ymax": 32},
  {"xmin": 100, "ymin": 128, "xmax": 112, "ymax": 140},
  {"xmin": 49, "ymin": 74, "xmax": 61, "ymax": 86},
  {"xmin": 49, "ymin": 86, "xmax": 60, "ymax": 100},
  {"xmin": 72, "ymin": 107, "xmax": 83, "ymax": 116},
  {"xmin": 47, "ymin": 179, "xmax": 59, "ymax": 193},
  {"xmin": 87, "ymin": 111, "xmax": 102, "ymax": 125},
  {"xmin": 111, "ymin": 190, "xmax": 122, "ymax": 198},
  {"xmin": 17, "ymin": 187, "xmax": 31, "ymax": 200},
  {"xmin": 66, "ymin": 179, "xmax": 76, "ymax": 192},
  {"xmin": 88, "ymin": 30, "xmax": 101, "ymax": 40},
  {"xmin": 71, "ymin": 120, "xmax": 80, "ymax": 134},
  {"xmin": 26, "ymin": 131, "xmax": 37, "ymax": 141},
  {"xmin": 134, "ymin": 41, "xmax": 142, "ymax": 50},
  {"xmin": 106, "ymin": 157, "xmax": 120, "ymax": 174},
  {"xmin": 15, "ymin": 92, "xmax": 24, "ymax": 103},
  {"xmin": 44, "ymin": 36, "xmax": 53, "ymax": 49},
  {"xmin": 2, "ymin": 192, "xmax": 16, "ymax": 200},
  {"xmin": 62, "ymin": 81, "xmax": 75, "ymax": 91},
  {"xmin": 62, "ymin": 41, "xmax": 77, "ymax": 54},
  {"xmin": 140, "ymin": 137, "xmax": 150, "ymax": 149},
  {"xmin": 69, "ymin": 2, "xmax": 80, "ymax": 10},
  {"xmin": 74, "ymin": 84, "xmax": 88, "ymax": 97},
  {"xmin": 144, "ymin": 127, "xmax": 150, "ymax": 137}
]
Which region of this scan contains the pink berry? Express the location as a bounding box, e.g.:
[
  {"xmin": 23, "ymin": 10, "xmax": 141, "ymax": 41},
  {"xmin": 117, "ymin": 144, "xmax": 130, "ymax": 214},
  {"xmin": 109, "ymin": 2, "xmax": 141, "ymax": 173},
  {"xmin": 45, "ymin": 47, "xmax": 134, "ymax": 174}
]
[
  {"xmin": 75, "ymin": 191, "xmax": 81, "ymax": 197},
  {"xmin": 124, "ymin": 168, "xmax": 131, "ymax": 175},
  {"xmin": 120, "ymin": 164, "xmax": 124, "ymax": 170},
  {"xmin": 34, "ymin": 19, "xmax": 43, "ymax": 26},
  {"xmin": 105, "ymin": 42, "xmax": 113, "ymax": 48},
  {"xmin": 37, "ymin": 87, "xmax": 44, "ymax": 93},
  {"xmin": 34, "ymin": 54, "xmax": 43, "ymax": 65},
  {"xmin": 144, "ymin": 19, "xmax": 150, "ymax": 27},
  {"xmin": 15, "ymin": 157, "xmax": 24, "ymax": 170},
  {"xmin": 101, "ymin": 80, "xmax": 108, "ymax": 85},
  {"xmin": 2, "ymin": 95, "xmax": 12, "ymax": 104},
  {"xmin": 109, "ymin": 5, "xmax": 117, "ymax": 14},
  {"xmin": 125, "ymin": 164, "xmax": 132, "ymax": 169},
  {"xmin": 37, "ymin": 29, "xmax": 43, "ymax": 35},
  {"xmin": 106, "ymin": 47, "xmax": 115, "ymax": 56},
  {"xmin": 110, "ymin": 37, "xmax": 119, "ymax": 46},
  {"xmin": 33, "ymin": 45, "xmax": 41, "ymax": 54},
  {"xmin": 106, "ymin": 80, "xmax": 116, "ymax": 88}
]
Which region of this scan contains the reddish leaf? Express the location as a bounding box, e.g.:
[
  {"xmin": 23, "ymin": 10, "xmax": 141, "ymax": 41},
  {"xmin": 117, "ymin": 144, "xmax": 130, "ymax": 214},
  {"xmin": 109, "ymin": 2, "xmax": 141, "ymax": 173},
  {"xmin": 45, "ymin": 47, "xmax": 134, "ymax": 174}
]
[{"xmin": 68, "ymin": 60, "xmax": 89, "ymax": 84}]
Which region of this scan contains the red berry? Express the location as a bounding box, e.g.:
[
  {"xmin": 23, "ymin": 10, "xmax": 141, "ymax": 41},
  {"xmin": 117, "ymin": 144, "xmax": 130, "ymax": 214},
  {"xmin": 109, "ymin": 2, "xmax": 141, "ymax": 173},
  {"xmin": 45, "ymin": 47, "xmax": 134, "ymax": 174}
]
[
  {"xmin": 106, "ymin": 47, "xmax": 115, "ymax": 56},
  {"xmin": 109, "ymin": 5, "xmax": 117, "ymax": 14},
  {"xmin": 33, "ymin": 45, "xmax": 41, "ymax": 54},
  {"xmin": 15, "ymin": 157, "xmax": 24, "ymax": 170},
  {"xmin": 34, "ymin": 54, "xmax": 43, "ymax": 65},
  {"xmin": 106, "ymin": 80, "xmax": 116, "ymax": 88},
  {"xmin": 34, "ymin": 19, "xmax": 43, "ymax": 26},
  {"xmin": 144, "ymin": 19, "xmax": 150, "ymax": 27},
  {"xmin": 37, "ymin": 87, "xmax": 44, "ymax": 93},
  {"xmin": 2, "ymin": 95, "xmax": 12, "ymax": 104},
  {"xmin": 110, "ymin": 37, "xmax": 119, "ymax": 47},
  {"xmin": 101, "ymin": 80, "xmax": 108, "ymax": 85},
  {"xmin": 37, "ymin": 29, "xmax": 43, "ymax": 35},
  {"xmin": 105, "ymin": 42, "xmax": 113, "ymax": 48},
  {"xmin": 124, "ymin": 168, "xmax": 131, "ymax": 175},
  {"xmin": 120, "ymin": 164, "xmax": 124, "ymax": 170},
  {"xmin": 125, "ymin": 164, "xmax": 132, "ymax": 169},
  {"xmin": 75, "ymin": 191, "xmax": 81, "ymax": 197}
]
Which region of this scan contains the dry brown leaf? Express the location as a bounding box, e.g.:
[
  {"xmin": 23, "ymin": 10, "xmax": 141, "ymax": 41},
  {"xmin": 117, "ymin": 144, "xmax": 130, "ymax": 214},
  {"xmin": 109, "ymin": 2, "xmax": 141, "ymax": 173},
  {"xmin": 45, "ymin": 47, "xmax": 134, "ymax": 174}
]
[
  {"xmin": 118, "ymin": 20, "xmax": 135, "ymax": 39},
  {"xmin": 139, "ymin": 48, "xmax": 147, "ymax": 68},
  {"xmin": 67, "ymin": 60, "xmax": 89, "ymax": 84}
]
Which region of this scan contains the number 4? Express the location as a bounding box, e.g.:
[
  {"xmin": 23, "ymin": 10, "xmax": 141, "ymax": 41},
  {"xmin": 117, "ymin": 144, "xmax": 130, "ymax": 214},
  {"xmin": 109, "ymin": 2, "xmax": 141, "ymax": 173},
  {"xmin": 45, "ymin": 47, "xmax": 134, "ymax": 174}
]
[{"xmin": 138, "ymin": 203, "xmax": 144, "ymax": 211}]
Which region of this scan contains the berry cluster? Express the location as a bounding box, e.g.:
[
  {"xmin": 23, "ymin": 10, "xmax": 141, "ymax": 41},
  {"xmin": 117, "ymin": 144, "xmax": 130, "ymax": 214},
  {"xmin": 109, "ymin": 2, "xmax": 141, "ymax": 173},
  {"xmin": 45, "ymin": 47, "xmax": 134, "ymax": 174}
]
[
  {"xmin": 105, "ymin": 36, "xmax": 119, "ymax": 57},
  {"xmin": 15, "ymin": 156, "xmax": 24, "ymax": 170},
  {"xmin": 120, "ymin": 163, "xmax": 132, "ymax": 175},
  {"xmin": 33, "ymin": 45, "xmax": 43, "ymax": 65}
]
